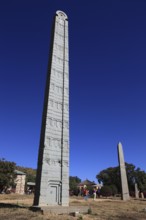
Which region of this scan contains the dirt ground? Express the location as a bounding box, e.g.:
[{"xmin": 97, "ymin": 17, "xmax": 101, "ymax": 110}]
[{"xmin": 0, "ymin": 194, "xmax": 146, "ymax": 220}]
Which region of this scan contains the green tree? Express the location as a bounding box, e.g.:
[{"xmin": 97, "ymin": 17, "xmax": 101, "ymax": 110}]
[
  {"xmin": 100, "ymin": 185, "xmax": 112, "ymax": 197},
  {"xmin": 125, "ymin": 163, "xmax": 137, "ymax": 192},
  {"xmin": 69, "ymin": 176, "xmax": 81, "ymax": 193},
  {"xmin": 110, "ymin": 184, "xmax": 118, "ymax": 196},
  {"xmin": 135, "ymin": 168, "xmax": 146, "ymax": 192},
  {"xmin": 96, "ymin": 163, "xmax": 146, "ymax": 194},
  {"xmin": 16, "ymin": 166, "xmax": 36, "ymax": 183},
  {"xmin": 0, "ymin": 158, "xmax": 16, "ymax": 192},
  {"xmin": 97, "ymin": 166, "xmax": 121, "ymax": 192}
]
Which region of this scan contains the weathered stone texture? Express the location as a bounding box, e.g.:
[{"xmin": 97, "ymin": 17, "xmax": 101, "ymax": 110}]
[
  {"xmin": 15, "ymin": 174, "xmax": 26, "ymax": 194},
  {"xmin": 117, "ymin": 142, "xmax": 130, "ymax": 200},
  {"xmin": 135, "ymin": 183, "xmax": 139, "ymax": 199},
  {"xmin": 34, "ymin": 10, "xmax": 69, "ymax": 207}
]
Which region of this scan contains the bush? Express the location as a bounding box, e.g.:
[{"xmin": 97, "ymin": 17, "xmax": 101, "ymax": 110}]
[
  {"xmin": 100, "ymin": 186, "xmax": 112, "ymax": 197},
  {"xmin": 110, "ymin": 185, "xmax": 118, "ymax": 196},
  {"xmin": 88, "ymin": 207, "xmax": 92, "ymax": 214}
]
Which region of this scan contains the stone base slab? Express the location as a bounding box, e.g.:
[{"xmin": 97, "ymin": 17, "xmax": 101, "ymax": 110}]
[{"xmin": 31, "ymin": 205, "xmax": 89, "ymax": 215}]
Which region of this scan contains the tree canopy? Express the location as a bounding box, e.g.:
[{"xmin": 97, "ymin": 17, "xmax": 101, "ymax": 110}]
[
  {"xmin": 69, "ymin": 176, "xmax": 81, "ymax": 191},
  {"xmin": 0, "ymin": 158, "xmax": 16, "ymax": 192},
  {"xmin": 16, "ymin": 166, "xmax": 36, "ymax": 183},
  {"xmin": 0, "ymin": 159, "xmax": 36, "ymax": 193},
  {"xmin": 69, "ymin": 176, "xmax": 81, "ymax": 196},
  {"xmin": 96, "ymin": 163, "xmax": 146, "ymax": 194}
]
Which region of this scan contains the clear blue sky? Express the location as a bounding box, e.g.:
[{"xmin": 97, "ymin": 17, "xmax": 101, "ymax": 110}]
[{"xmin": 0, "ymin": 0, "xmax": 146, "ymax": 182}]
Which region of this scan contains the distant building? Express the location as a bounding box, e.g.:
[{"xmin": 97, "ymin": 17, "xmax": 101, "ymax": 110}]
[
  {"xmin": 27, "ymin": 182, "xmax": 35, "ymax": 194},
  {"xmin": 78, "ymin": 179, "xmax": 97, "ymax": 188},
  {"xmin": 14, "ymin": 170, "xmax": 26, "ymax": 194},
  {"xmin": 78, "ymin": 179, "xmax": 102, "ymax": 191}
]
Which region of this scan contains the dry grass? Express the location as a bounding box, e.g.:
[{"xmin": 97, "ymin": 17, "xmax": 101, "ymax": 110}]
[{"xmin": 0, "ymin": 194, "xmax": 146, "ymax": 220}]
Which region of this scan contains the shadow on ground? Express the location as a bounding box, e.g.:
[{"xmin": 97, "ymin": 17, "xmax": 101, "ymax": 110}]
[{"xmin": 0, "ymin": 202, "xmax": 28, "ymax": 209}]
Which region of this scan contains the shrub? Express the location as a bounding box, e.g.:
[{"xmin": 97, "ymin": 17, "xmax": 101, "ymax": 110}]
[
  {"xmin": 110, "ymin": 184, "xmax": 118, "ymax": 196},
  {"xmin": 88, "ymin": 207, "xmax": 92, "ymax": 214},
  {"xmin": 100, "ymin": 186, "xmax": 112, "ymax": 197}
]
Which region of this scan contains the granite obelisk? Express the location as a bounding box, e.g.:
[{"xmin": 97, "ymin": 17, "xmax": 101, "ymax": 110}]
[
  {"xmin": 34, "ymin": 10, "xmax": 69, "ymax": 206},
  {"xmin": 117, "ymin": 142, "xmax": 130, "ymax": 200},
  {"xmin": 134, "ymin": 183, "xmax": 139, "ymax": 199}
]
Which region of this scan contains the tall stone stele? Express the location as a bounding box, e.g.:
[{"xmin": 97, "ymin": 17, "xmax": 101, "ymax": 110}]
[
  {"xmin": 117, "ymin": 142, "xmax": 130, "ymax": 201},
  {"xmin": 134, "ymin": 183, "xmax": 139, "ymax": 199},
  {"xmin": 33, "ymin": 10, "xmax": 69, "ymax": 206}
]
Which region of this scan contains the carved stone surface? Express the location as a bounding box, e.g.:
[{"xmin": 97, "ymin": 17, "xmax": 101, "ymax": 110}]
[
  {"xmin": 135, "ymin": 183, "xmax": 139, "ymax": 199},
  {"xmin": 15, "ymin": 173, "xmax": 26, "ymax": 194},
  {"xmin": 117, "ymin": 142, "xmax": 130, "ymax": 201},
  {"xmin": 33, "ymin": 10, "xmax": 69, "ymax": 207}
]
